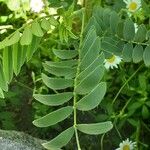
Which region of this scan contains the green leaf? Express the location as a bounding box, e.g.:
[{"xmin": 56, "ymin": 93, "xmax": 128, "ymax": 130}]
[
  {"xmin": 134, "ymin": 24, "xmax": 147, "ymax": 43},
  {"xmin": 143, "ymin": 46, "xmax": 150, "ymax": 66},
  {"xmin": 0, "ymin": 88, "xmax": 4, "ymax": 98},
  {"xmin": 132, "ymin": 45, "xmax": 143, "ymax": 63},
  {"xmin": 3, "ymin": 46, "xmax": 13, "ymax": 83},
  {"xmin": 48, "ymin": 16, "xmax": 59, "ymax": 26},
  {"xmin": 122, "ymin": 43, "xmax": 133, "ymax": 62},
  {"xmin": 103, "ymin": 8, "xmax": 111, "ymax": 28},
  {"xmin": 32, "ymin": 20, "xmax": 44, "ymax": 37},
  {"xmin": 142, "ymin": 105, "xmax": 149, "ymax": 119},
  {"xmin": 80, "ymin": 37, "xmax": 100, "ymax": 71},
  {"xmin": 43, "ymin": 63, "xmax": 76, "ymax": 77},
  {"xmin": 101, "ymin": 39, "xmax": 120, "ymax": 56},
  {"xmin": 45, "ymin": 60, "xmax": 77, "ymax": 67},
  {"xmin": 116, "ymin": 21, "xmax": 124, "ymax": 38},
  {"xmin": 84, "ymin": 17, "xmax": 103, "ymax": 37},
  {"xmin": 42, "ymin": 73, "xmax": 74, "ymax": 90},
  {"xmin": 75, "ymin": 65, "xmax": 105, "ymax": 95},
  {"xmin": 53, "ymin": 49, "xmax": 78, "ymax": 59},
  {"xmin": 81, "ymin": 26, "xmax": 97, "ymax": 59},
  {"xmin": 13, "ymin": 43, "xmax": 23, "ymax": 75},
  {"xmin": 7, "ymin": 30, "xmax": 20, "ymax": 46},
  {"xmin": 76, "ymin": 53, "xmax": 104, "ymax": 83},
  {"xmin": 42, "ymin": 127, "xmax": 74, "ymax": 150},
  {"xmin": 76, "ymin": 82, "xmax": 106, "ymax": 111},
  {"xmin": 110, "ymin": 11, "xmax": 119, "ymax": 34},
  {"xmin": 123, "ymin": 18, "xmax": 135, "ymax": 41},
  {"xmin": 77, "ymin": 121, "xmax": 113, "ymax": 135},
  {"xmin": 0, "ymin": 62, "xmax": 8, "ymax": 91},
  {"xmin": 33, "ymin": 106, "xmax": 73, "ymax": 127},
  {"xmin": 20, "ymin": 26, "xmax": 32, "ymax": 45},
  {"xmin": 41, "ymin": 18, "xmax": 51, "ymax": 31},
  {"xmin": 26, "ymin": 35, "xmax": 41, "ymax": 61},
  {"xmin": 33, "ymin": 92, "xmax": 73, "ymax": 106}
]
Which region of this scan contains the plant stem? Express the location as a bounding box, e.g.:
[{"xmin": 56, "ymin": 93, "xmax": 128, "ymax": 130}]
[
  {"xmin": 112, "ymin": 64, "xmax": 144, "ymax": 105},
  {"xmin": 73, "ymin": 8, "xmax": 85, "ymax": 150}
]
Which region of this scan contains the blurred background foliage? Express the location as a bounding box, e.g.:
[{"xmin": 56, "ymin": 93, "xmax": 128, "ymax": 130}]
[{"xmin": 0, "ymin": 0, "xmax": 150, "ymax": 149}]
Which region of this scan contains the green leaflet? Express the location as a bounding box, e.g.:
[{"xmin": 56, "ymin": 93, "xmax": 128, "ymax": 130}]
[
  {"xmin": 77, "ymin": 121, "xmax": 113, "ymax": 135},
  {"xmin": 42, "ymin": 73, "xmax": 74, "ymax": 90},
  {"xmin": 0, "ymin": 31, "xmax": 20, "ymax": 49},
  {"xmin": 142, "ymin": 105, "xmax": 149, "ymax": 119},
  {"xmin": 103, "ymin": 8, "xmax": 111, "ymax": 28},
  {"xmin": 45, "ymin": 60, "xmax": 77, "ymax": 67},
  {"xmin": 0, "ymin": 62, "xmax": 8, "ymax": 92},
  {"xmin": 13, "ymin": 43, "xmax": 23, "ymax": 75},
  {"xmin": 143, "ymin": 46, "xmax": 150, "ymax": 66},
  {"xmin": 134, "ymin": 24, "xmax": 147, "ymax": 43},
  {"xmin": 33, "ymin": 106, "xmax": 73, "ymax": 127},
  {"xmin": 20, "ymin": 26, "xmax": 32, "ymax": 45},
  {"xmin": 123, "ymin": 18, "xmax": 135, "ymax": 41},
  {"xmin": 41, "ymin": 18, "xmax": 51, "ymax": 31},
  {"xmin": 84, "ymin": 17, "xmax": 103, "ymax": 37},
  {"xmin": 101, "ymin": 39, "xmax": 120, "ymax": 56},
  {"xmin": 26, "ymin": 35, "xmax": 41, "ymax": 61},
  {"xmin": 116, "ymin": 21, "xmax": 124, "ymax": 38},
  {"xmin": 6, "ymin": 30, "xmax": 20, "ymax": 46},
  {"xmin": 0, "ymin": 88, "xmax": 4, "ymax": 98},
  {"xmin": 42, "ymin": 127, "xmax": 74, "ymax": 150},
  {"xmin": 48, "ymin": 16, "xmax": 59, "ymax": 26},
  {"xmin": 75, "ymin": 65, "xmax": 105, "ymax": 95},
  {"xmin": 80, "ymin": 37, "xmax": 100, "ymax": 71},
  {"xmin": 132, "ymin": 45, "xmax": 143, "ymax": 63},
  {"xmin": 110, "ymin": 11, "xmax": 119, "ymax": 34},
  {"xmin": 80, "ymin": 26, "xmax": 97, "ymax": 59},
  {"xmin": 32, "ymin": 20, "xmax": 44, "ymax": 37},
  {"xmin": 76, "ymin": 82, "xmax": 106, "ymax": 111},
  {"xmin": 43, "ymin": 63, "xmax": 77, "ymax": 77},
  {"xmin": 33, "ymin": 92, "xmax": 73, "ymax": 106},
  {"xmin": 122, "ymin": 43, "xmax": 133, "ymax": 62},
  {"xmin": 76, "ymin": 53, "xmax": 104, "ymax": 83},
  {"xmin": 3, "ymin": 46, "xmax": 13, "ymax": 83},
  {"xmin": 53, "ymin": 49, "xmax": 78, "ymax": 59}
]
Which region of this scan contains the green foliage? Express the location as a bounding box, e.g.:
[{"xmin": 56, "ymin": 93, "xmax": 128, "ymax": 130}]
[{"xmin": 33, "ymin": 25, "xmax": 113, "ymax": 149}]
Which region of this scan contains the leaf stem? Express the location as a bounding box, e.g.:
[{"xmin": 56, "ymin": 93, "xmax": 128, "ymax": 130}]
[
  {"xmin": 112, "ymin": 64, "xmax": 144, "ymax": 105},
  {"xmin": 73, "ymin": 8, "xmax": 85, "ymax": 150}
]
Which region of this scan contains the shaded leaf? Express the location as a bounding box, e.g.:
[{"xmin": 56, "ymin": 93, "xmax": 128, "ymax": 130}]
[
  {"xmin": 143, "ymin": 46, "xmax": 150, "ymax": 66},
  {"xmin": 122, "ymin": 43, "xmax": 133, "ymax": 62},
  {"xmin": 134, "ymin": 24, "xmax": 147, "ymax": 43},
  {"xmin": 3, "ymin": 46, "xmax": 13, "ymax": 83},
  {"xmin": 132, "ymin": 45, "xmax": 143, "ymax": 63},
  {"xmin": 123, "ymin": 18, "xmax": 135, "ymax": 41}
]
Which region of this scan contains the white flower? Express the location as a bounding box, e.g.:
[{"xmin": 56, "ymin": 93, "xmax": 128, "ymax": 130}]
[
  {"xmin": 104, "ymin": 55, "xmax": 122, "ymax": 70},
  {"xmin": 30, "ymin": 0, "xmax": 44, "ymax": 13},
  {"xmin": 115, "ymin": 138, "xmax": 136, "ymax": 150},
  {"xmin": 123, "ymin": 0, "xmax": 141, "ymax": 12}
]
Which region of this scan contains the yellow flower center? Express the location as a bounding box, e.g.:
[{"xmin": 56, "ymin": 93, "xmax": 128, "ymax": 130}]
[
  {"xmin": 106, "ymin": 55, "xmax": 116, "ymax": 63},
  {"xmin": 123, "ymin": 145, "xmax": 130, "ymax": 150},
  {"xmin": 129, "ymin": 2, "xmax": 137, "ymax": 11}
]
